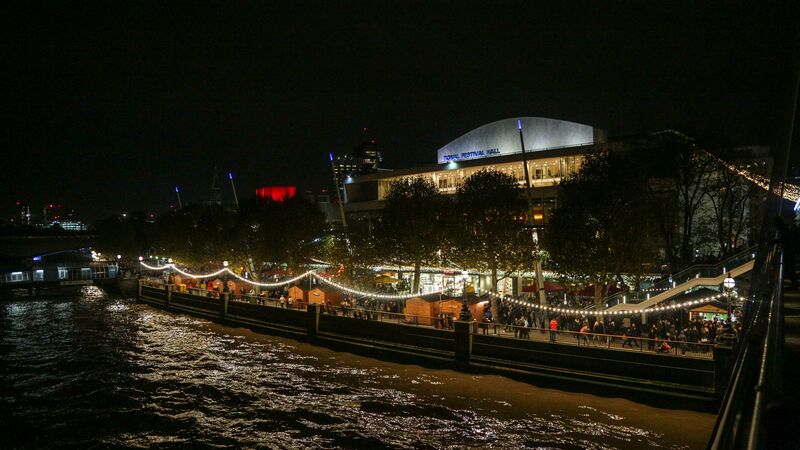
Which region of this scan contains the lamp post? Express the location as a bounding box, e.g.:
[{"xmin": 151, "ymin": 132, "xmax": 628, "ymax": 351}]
[
  {"xmin": 167, "ymin": 258, "xmax": 173, "ymax": 284},
  {"xmin": 138, "ymin": 256, "xmax": 143, "ymax": 278},
  {"xmin": 517, "ymin": 120, "xmax": 546, "ymax": 306},
  {"xmin": 723, "ymin": 274, "xmax": 735, "ymax": 321},
  {"xmin": 222, "ymin": 260, "xmax": 229, "ymax": 292}
]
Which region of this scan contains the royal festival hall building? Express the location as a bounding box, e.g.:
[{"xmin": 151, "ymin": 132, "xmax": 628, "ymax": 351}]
[
  {"xmin": 340, "ymin": 116, "xmax": 607, "ymax": 296},
  {"xmin": 342, "ymin": 117, "xmax": 607, "ymax": 226}
]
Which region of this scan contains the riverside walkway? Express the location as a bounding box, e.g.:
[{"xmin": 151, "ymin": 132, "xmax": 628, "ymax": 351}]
[{"xmin": 143, "ymin": 279, "xmax": 715, "ymax": 361}]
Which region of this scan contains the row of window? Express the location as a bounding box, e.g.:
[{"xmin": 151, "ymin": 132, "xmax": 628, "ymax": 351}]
[{"xmin": 378, "ymin": 156, "xmax": 584, "ymax": 200}]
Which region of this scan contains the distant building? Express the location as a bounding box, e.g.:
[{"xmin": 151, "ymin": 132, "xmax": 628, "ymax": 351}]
[
  {"xmin": 255, "ymin": 186, "xmax": 297, "ymax": 202},
  {"xmin": 333, "ymin": 136, "xmax": 384, "ymax": 202},
  {"xmin": 304, "ymin": 190, "xmax": 341, "ymax": 223}
]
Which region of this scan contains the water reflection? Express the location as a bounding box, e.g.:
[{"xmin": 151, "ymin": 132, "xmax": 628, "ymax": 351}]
[{"xmin": 0, "ymin": 289, "xmax": 714, "ymax": 449}]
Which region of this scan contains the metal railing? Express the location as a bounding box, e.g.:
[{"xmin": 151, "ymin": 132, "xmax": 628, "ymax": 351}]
[
  {"xmin": 472, "ymin": 322, "xmax": 715, "ymax": 359},
  {"xmin": 707, "ymin": 243, "xmax": 783, "ymax": 449}
]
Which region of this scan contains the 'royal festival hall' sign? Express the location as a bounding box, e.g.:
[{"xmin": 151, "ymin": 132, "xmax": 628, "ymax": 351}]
[{"xmin": 442, "ymin": 148, "xmax": 500, "ymax": 162}]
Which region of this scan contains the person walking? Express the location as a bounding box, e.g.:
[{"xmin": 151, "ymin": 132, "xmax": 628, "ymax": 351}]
[
  {"xmin": 579, "ymin": 321, "xmax": 590, "ymax": 345},
  {"xmin": 549, "ymin": 317, "xmax": 558, "ymax": 342}
]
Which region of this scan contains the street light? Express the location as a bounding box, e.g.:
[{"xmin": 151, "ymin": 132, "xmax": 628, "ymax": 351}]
[
  {"xmin": 723, "ymin": 274, "xmax": 735, "ymax": 321},
  {"xmin": 223, "ymin": 260, "xmax": 229, "ymax": 292},
  {"xmin": 167, "ymin": 258, "xmax": 173, "ymax": 284}
]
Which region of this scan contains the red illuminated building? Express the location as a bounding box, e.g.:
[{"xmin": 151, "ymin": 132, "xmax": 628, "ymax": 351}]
[{"xmin": 255, "ymin": 186, "xmax": 297, "ymax": 202}]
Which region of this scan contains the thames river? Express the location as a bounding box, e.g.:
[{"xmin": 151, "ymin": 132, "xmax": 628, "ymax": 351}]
[{"xmin": 0, "ymin": 287, "xmax": 714, "ymax": 449}]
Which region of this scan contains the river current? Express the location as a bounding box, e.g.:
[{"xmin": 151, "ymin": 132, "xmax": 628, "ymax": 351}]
[{"xmin": 0, "ymin": 287, "xmax": 714, "ymax": 449}]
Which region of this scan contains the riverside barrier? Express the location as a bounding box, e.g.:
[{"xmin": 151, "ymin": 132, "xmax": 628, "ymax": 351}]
[{"xmin": 138, "ymin": 281, "xmax": 731, "ymax": 411}]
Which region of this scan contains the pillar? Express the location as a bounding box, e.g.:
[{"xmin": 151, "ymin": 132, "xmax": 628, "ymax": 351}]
[
  {"xmin": 221, "ymin": 292, "xmax": 229, "ymax": 319},
  {"xmin": 138, "ymin": 278, "xmax": 142, "ymax": 299},
  {"xmin": 713, "ymin": 344, "xmax": 735, "ymax": 394},
  {"xmin": 307, "ymin": 303, "xmax": 321, "ymax": 338},
  {"xmin": 166, "ymin": 284, "xmax": 172, "ymax": 308},
  {"xmin": 454, "ymin": 320, "xmax": 473, "ymax": 367}
]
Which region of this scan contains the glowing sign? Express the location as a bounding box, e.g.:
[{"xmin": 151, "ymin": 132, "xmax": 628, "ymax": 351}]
[{"xmin": 442, "ymin": 148, "xmax": 501, "ymax": 162}]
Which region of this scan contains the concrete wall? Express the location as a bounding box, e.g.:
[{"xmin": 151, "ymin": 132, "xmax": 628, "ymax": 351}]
[
  {"xmin": 472, "ymin": 333, "xmax": 715, "ymax": 388},
  {"xmin": 319, "ymin": 314, "xmax": 454, "ymax": 352}
]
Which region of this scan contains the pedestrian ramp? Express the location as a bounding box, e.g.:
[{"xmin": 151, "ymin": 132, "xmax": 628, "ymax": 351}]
[{"xmin": 605, "ymin": 249, "xmax": 756, "ymax": 312}]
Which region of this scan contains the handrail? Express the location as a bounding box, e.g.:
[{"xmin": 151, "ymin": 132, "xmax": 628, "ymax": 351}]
[
  {"xmin": 477, "ymin": 322, "xmax": 716, "ymax": 359},
  {"xmin": 707, "ymin": 243, "xmax": 782, "ymax": 449},
  {"xmin": 746, "ymin": 248, "xmax": 784, "ymax": 448}
]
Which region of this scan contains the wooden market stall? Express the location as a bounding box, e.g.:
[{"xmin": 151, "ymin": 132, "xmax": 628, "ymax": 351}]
[
  {"xmin": 403, "ymin": 295, "xmax": 442, "ymax": 326},
  {"xmin": 307, "ymin": 286, "xmax": 343, "ymax": 306},
  {"xmin": 436, "ymin": 297, "xmax": 486, "ymax": 323},
  {"xmin": 287, "ymin": 285, "xmax": 309, "ymax": 303},
  {"xmin": 689, "ymin": 303, "xmax": 729, "ymax": 321},
  {"xmin": 403, "ymin": 294, "xmax": 474, "ymax": 326}
]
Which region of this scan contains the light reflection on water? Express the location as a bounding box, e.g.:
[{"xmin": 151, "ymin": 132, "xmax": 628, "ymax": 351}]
[{"xmin": 0, "ymin": 288, "xmax": 714, "ymax": 449}]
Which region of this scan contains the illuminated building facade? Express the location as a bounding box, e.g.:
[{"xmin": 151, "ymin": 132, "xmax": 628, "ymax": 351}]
[{"xmin": 343, "ymin": 117, "xmax": 606, "ymax": 225}]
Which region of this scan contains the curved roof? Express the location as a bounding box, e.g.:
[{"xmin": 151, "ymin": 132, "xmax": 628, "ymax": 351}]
[{"xmin": 437, "ymin": 117, "xmax": 603, "ymax": 164}]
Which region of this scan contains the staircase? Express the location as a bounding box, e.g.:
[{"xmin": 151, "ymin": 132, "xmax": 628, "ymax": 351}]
[{"xmin": 604, "ymin": 246, "xmax": 757, "ymax": 312}]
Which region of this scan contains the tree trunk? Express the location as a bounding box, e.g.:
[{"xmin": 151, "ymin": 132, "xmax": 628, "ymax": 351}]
[
  {"xmin": 491, "ymin": 267, "xmax": 499, "ymax": 322},
  {"xmin": 413, "ymin": 260, "xmax": 421, "ymax": 294},
  {"xmin": 594, "ymin": 279, "xmax": 611, "ymax": 322}
]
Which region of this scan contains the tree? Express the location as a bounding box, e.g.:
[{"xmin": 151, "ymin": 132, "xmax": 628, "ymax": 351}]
[
  {"xmin": 239, "ymin": 195, "xmax": 328, "ymax": 272},
  {"xmin": 696, "ymin": 158, "xmax": 760, "ymax": 257},
  {"xmin": 320, "ymin": 230, "xmax": 381, "ymax": 289},
  {"xmin": 377, "ymin": 177, "xmax": 447, "ymax": 293},
  {"xmin": 451, "ymin": 169, "xmax": 531, "ymax": 320},
  {"xmin": 673, "ymin": 148, "xmax": 716, "ymax": 265},
  {"xmin": 153, "ymin": 204, "xmax": 241, "ymax": 268},
  {"xmin": 544, "ymin": 152, "xmax": 658, "ymax": 313}
]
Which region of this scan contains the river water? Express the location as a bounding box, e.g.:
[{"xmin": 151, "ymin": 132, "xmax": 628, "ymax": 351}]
[{"xmin": 0, "ymin": 287, "xmax": 714, "ymax": 449}]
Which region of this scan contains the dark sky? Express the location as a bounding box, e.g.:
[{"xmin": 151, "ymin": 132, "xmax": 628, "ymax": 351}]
[{"xmin": 2, "ymin": 2, "xmax": 798, "ymax": 221}]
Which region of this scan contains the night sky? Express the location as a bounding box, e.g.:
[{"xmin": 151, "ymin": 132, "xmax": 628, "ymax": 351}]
[{"xmin": 2, "ymin": 2, "xmax": 798, "ymax": 221}]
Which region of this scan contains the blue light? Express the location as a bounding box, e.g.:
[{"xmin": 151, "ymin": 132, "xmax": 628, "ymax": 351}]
[
  {"xmin": 517, "ymin": 119, "xmax": 522, "ymax": 130},
  {"xmin": 33, "ymin": 256, "xmax": 41, "ymax": 262},
  {"xmin": 228, "ymin": 172, "xmax": 233, "ymax": 180},
  {"xmin": 329, "ymin": 152, "xmax": 334, "ymax": 161},
  {"xmin": 175, "ymin": 186, "xmax": 179, "ymax": 193}
]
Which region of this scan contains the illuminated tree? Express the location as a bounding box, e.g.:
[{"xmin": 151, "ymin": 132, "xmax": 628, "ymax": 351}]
[
  {"xmin": 451, "ymin": 169, "xmax": 531, "ymax": 319},
  {"xmin": 544, "ymin": 152, "xmax": 658, "ymax": 312},
  {"xmin": 378, "ymin": 177, "xmax": 447, "ymax": 293}
]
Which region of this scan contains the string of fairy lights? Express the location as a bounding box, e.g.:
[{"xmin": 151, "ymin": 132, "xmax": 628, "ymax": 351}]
[
  {"xmin": 140, "ymin": 261, "xmax": 440, "ymax": 300},
  {"xmin": 140, "ymin": 261, "xmax": 737, "ymax": 314},
  {"xmin": 488, "ymin": 290, "xmax": 738, "ymax": 316},
  {"xmin": 702, "ymin": 149, "xmax": 800, "ymax": 203}
]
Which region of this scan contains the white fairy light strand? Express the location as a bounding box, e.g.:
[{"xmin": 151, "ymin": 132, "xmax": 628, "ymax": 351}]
[
  {"xmin": 227, "ymin": 269, "xmax": 314, "ymax": 288},
  {"xmin": 310, "ymin": 272, "xmax": 442, "ymax": 300},
  {"xmin": 139, "ymin": 261, "xmax": 440, "ymax": 299},
  {"xmin": 488, "ymin": 291, "xmax": 737, "ymax": 317},
  {"xmin": 170, "ymin": 265, "xmax": 230, "ymax": 279},
  {"xmin": 140, "ymin": 262, "xmax": 172, "ymax": 271}
]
